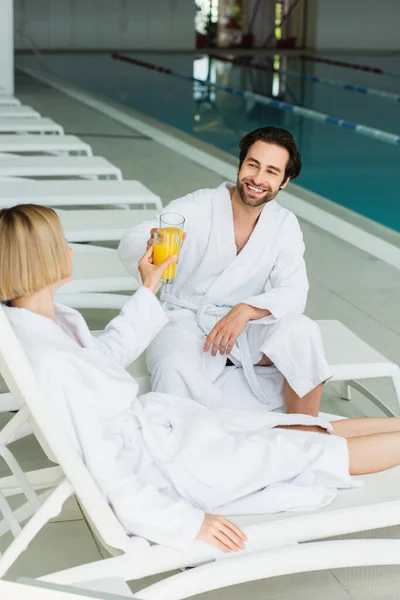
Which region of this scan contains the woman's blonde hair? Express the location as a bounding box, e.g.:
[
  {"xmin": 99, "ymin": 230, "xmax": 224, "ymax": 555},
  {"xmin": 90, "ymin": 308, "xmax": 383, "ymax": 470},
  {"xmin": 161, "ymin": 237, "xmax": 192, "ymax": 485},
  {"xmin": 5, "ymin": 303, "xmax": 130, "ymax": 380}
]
[{"xmin": 0, "ymin": 204, "xmax": 71, "ymax": 301}]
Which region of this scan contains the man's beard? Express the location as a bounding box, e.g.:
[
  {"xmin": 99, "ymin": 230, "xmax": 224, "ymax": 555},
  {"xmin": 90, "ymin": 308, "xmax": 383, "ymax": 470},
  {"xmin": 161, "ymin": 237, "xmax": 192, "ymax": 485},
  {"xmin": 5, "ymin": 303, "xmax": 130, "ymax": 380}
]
[{"xmin": 236, "ymin": 177, "xmax": 279, "ymax": 207}]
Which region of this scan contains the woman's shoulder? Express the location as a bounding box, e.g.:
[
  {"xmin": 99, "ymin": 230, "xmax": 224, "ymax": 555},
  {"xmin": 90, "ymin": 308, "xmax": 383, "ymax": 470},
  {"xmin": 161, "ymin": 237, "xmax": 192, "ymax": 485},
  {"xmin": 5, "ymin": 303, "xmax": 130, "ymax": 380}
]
[{"xmin": 4, "ymin": 303, "xmax": 83, "ymax": 364}]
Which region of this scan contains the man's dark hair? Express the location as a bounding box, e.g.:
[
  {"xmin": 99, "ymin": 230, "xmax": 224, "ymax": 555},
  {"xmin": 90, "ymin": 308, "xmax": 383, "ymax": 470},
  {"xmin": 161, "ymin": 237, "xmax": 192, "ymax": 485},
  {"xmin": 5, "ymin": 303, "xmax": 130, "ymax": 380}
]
[{"xmin": 238, "ymin": 126, "xmax": 302, "ymax": 181}]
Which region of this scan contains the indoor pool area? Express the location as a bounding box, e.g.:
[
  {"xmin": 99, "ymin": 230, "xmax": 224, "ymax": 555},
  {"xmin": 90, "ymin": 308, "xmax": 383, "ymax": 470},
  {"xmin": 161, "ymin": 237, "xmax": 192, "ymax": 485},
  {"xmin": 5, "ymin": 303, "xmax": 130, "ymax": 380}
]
[
  {"xmin": 1, "ymin": 1, "xmax": 400, "ymax": 599},
  {"xmin": 16, "ymin": 51, "xmax": 400, "ymax": 231}
]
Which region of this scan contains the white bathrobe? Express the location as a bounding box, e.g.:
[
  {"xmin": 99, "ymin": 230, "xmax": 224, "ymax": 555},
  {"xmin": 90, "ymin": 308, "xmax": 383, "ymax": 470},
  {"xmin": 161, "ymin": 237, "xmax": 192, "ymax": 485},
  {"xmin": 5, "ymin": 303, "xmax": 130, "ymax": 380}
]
[
  {"xmin": 5, "ymin": 288, "xmax": 357, "ymax": 552},
  {"xmin": 118, "ymin": 182, "xmax": 332, "ymax": 410}
]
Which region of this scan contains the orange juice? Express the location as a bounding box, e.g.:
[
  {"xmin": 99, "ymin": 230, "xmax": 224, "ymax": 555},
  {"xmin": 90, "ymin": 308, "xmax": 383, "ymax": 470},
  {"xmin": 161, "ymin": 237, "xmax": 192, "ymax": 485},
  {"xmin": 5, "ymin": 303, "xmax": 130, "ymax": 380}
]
[{"xmin": 153, "ymin": 227, "xmax": 182, "ymax": 282}]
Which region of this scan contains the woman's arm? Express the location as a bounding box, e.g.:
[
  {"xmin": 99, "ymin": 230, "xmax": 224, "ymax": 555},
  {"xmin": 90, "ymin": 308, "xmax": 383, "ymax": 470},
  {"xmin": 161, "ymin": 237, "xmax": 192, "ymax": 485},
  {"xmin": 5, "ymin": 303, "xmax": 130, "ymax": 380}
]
[
  {"xmin": 95, "ymin": 245, "xmax": 178, "ymax": 367},
  {"xmin": 108, "ymin": 472, "xmax": 205, "ymax": 551},
  {"xmin": 41, "ymin": 358, "xmax": 203, "ymax": 551},
  {"xmin": 95, "ymin": 286, "xmax": 169, "ymax": 367},
  {"xmin": 39, "ymin": 358, "xmax": 247, "ymax": 553},
  {"xmin": 110, "ymin": 475, "xmax": 246, "ymax": 552}
]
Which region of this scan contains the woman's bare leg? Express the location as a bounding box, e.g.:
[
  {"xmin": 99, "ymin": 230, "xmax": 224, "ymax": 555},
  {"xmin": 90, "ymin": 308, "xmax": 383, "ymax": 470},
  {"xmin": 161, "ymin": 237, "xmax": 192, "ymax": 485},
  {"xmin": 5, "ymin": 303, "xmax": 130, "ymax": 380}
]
[
  {"xmin": 332, "ymin": 417, "xmax": 400, "ymax": 438},
  {"xmin": 348, "ymin": 431, "xmax": 400, "ymax": 475},
  {"xmin": 277, "ymin": 418, "xmax": 400, "ymax": 437},
  {"xmin": 277, "ymin": 421, "xmax": 400, "ymax": 475}
]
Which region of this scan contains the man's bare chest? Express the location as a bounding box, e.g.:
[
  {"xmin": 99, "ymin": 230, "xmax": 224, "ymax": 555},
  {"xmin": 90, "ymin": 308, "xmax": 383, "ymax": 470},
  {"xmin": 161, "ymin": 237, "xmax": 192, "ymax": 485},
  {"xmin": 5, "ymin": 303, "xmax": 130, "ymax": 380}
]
[{"xmin": 233, "ymin": 220, "xmax": 257, "ymax": 254}]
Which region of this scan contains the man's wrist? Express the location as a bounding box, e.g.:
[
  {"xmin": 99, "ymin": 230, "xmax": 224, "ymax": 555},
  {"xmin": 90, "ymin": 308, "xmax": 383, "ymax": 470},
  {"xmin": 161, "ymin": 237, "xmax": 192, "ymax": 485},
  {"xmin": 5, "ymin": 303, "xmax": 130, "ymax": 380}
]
[{"xmin": 239, "ymin": 303, "xmax": 271, "ymax": 320}]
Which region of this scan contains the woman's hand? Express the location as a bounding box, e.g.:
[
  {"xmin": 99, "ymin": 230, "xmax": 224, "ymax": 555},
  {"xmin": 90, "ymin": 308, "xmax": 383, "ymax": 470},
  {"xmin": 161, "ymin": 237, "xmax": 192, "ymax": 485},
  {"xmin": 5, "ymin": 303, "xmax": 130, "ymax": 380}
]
[
  {"xmin": 146, "ymin": 228, "xmax": 187, "ymax": 251},
  {"xmin": 196, "ymin": 514, "xmax": 247, "ymax": 552},
  {"xmin": 138, "ymin": 245, "xmax": 176, "ymax": 294},
  {"xmin": 146, "ymin": 228, "xmax": 160, "ymax": 251}
]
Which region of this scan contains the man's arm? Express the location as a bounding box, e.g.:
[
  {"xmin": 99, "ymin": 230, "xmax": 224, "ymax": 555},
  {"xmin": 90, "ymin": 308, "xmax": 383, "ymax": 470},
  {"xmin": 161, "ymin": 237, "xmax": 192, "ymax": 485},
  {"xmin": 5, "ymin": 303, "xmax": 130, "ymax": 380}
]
[
  {"xmin": 242, "ymin": 213, "xmax": 309, "ymax": 319},
  {"xmin": 204, "ymin": 303, "xmax": 270, "ymax": 356},
  {"xmin": 204, "ymin": 215, "xmax": 308, "ymax": 355}
]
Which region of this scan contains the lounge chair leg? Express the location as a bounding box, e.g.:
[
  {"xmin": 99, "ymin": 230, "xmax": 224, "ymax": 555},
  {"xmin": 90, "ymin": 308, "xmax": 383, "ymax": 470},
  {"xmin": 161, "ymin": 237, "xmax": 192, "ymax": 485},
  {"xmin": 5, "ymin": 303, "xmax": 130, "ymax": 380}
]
[
  {"xmin": 0, "ymin": 480, "xmax": 73, "ymax": 578},
  {"xmin": 339, "ymin": 382, "xmax": 352, "ymax": 401},
  {"xmin": 346, "ymin": 381, "xmax": 397, "ymax": 417},
  {"xmin": 392, "ymin": 368, "xmax": 400, "ymax": 413},
  {"xmin": 392, "ymin": 373, "xmax": 400, "ymax": 413}
]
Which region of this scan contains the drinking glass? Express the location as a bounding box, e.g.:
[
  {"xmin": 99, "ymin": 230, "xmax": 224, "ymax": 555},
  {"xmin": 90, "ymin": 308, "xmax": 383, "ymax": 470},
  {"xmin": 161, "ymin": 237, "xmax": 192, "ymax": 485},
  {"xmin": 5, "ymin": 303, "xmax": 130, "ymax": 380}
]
[{"xmin": 153, "ymin": 212, "xmax": 185, "ymax": 284}]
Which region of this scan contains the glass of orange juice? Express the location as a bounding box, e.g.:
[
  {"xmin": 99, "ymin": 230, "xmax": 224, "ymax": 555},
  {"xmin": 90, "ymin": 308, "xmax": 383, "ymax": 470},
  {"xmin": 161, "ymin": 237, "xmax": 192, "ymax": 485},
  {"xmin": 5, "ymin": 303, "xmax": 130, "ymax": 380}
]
[{"xmin": 153, "ymin": 212, "xmax": 185, "ymax": 284}]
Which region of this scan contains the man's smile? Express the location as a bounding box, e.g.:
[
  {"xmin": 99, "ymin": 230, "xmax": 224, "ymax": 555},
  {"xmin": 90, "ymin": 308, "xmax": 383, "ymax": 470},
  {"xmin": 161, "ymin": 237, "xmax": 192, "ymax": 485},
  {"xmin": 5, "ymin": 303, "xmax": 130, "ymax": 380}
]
[{"xmin": 244, "ymin": 182, "xmax": 268, "ymax": 195}]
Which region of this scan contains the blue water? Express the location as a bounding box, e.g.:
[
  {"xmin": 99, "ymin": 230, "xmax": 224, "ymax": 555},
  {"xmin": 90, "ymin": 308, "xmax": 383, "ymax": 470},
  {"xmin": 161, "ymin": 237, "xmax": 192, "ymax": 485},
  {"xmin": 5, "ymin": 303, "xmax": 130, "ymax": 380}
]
[{"xmin": 17, "ymin": 52, "xmax": 400, "ymax": 232}]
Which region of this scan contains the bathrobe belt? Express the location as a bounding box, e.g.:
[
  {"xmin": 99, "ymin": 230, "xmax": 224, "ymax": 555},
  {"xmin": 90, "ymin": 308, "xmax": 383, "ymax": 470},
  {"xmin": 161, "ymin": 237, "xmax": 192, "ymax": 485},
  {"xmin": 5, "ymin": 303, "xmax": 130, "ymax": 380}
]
[{"xmin": 162, "ymin": 294, "xmax": 272, "ymax": 407}]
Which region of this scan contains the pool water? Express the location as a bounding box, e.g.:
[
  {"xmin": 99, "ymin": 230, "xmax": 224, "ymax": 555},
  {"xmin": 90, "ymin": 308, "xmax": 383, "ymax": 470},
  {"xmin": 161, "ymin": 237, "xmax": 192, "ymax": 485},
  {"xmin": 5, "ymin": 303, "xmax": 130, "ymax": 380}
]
[{"xmin": 17, "ymin": 52, "xmax": 400, "ymax": 232}]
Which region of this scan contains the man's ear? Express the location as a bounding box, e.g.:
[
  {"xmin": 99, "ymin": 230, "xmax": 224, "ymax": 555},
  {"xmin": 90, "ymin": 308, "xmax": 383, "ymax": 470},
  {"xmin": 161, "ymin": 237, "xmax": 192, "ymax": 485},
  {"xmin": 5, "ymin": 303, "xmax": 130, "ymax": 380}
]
[{"xmin": 279, "ymin": 177, "xmax": 290, "ymax": 190}]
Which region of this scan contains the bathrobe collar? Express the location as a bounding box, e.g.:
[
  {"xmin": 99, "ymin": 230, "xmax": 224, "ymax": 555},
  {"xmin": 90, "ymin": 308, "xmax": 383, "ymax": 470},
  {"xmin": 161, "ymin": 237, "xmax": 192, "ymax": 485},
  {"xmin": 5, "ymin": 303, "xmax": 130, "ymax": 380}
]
[
  {"xmin": 203, "ymin": 182, "xmax": 279, "ymax": 305},
  {"xmin": 4, "ymin": 303, "xmax": 91, "ymax": 349}
]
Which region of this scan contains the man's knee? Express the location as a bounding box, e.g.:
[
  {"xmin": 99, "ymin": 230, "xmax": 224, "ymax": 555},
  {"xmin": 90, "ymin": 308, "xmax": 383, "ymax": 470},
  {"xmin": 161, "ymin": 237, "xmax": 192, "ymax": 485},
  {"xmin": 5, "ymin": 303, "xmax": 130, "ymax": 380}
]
[{"xmin": 279, "ymin": 313, "xmax": 321, "ymax": 342}]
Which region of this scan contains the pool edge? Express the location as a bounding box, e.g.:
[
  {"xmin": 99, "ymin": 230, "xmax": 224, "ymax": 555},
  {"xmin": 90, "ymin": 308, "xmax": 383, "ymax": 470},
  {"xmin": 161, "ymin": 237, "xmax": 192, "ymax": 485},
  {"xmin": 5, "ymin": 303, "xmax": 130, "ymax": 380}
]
[{"xmin": 17, "ymin": 64, "xmax": 400, "ymax": 271}]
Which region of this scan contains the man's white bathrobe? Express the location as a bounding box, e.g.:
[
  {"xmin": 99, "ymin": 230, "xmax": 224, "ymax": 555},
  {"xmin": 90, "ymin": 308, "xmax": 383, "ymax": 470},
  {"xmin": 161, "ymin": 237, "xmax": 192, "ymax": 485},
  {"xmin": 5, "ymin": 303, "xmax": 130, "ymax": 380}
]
[
  {"xmin": 118, "ymin": 182, "xmax": 332, "ymax": 410},
  {"xmin": 5, "ymin": 288, "xmax": 357, "ymax": 551}
]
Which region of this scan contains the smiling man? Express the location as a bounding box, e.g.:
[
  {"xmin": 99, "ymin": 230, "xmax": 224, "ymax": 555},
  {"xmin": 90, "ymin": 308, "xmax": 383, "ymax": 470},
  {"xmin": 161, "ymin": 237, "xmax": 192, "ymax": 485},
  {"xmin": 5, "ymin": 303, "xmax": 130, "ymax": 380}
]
[{"xmin": 119, "ymin": 126, "xmax": 331, "ymax": 416}]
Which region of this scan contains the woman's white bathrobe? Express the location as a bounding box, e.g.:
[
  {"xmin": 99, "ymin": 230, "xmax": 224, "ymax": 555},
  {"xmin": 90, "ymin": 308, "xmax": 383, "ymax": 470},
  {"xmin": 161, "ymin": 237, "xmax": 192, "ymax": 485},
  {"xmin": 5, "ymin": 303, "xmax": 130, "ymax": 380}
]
[
  {"xmin": 6, "ymin": 288, "xmax": 356, "ymax": 552},
  {"xmin": 118, "ymin": 183, "xmax": 332, "ymax": 410}
]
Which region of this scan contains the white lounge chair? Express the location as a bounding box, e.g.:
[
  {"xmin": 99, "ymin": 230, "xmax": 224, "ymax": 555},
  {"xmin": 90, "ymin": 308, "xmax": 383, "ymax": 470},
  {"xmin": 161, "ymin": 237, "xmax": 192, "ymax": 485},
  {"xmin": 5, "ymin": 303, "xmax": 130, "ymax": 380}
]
[
  {"xmin": 0, "ymin": 578, "xmax": 135, "ymax": 599},
  {"xmin": 319, "ymin": 320, "xmax": 400, "ymax": 416},
  {"xmin": 56, "ymin": 285, "xmax": 400, "ymax": 417},
  {"xmin": 12, "ymin": 240, "xmax": 400, "ymax": 417},
  {"xmin": 46, "ymin": 287, "xmax": 400, "ymax": 415},
  {"xmin": 0, "ymin": 156, "xmax": 123, "ymax": 180},
  {"xmin": 58, "ymin": 209, "xmax": 156, "ymax": 242},
  {"xmin": 64, "ymin": 245, "xmax": 138, "ymax": 294},
  {"xmin": 1, "ymin": 289, "xmax": 398, "ymax": 418},
  {"xmin": 0, "ymin": 180, "xmax": 162, "ymax": 210},
  {"xmin": 0, "ymin": 119, "xmax": 64, "ymax": 134},
  {"xmin": 0, "ymin": 135, "xmax": 92, "ymax": 156},
  {"xmin": 55, "ymin": 298, "xmax": 400, "ymax": 414},
  {"xmin": 0, "ymin": 106, "xmax": 41, "ymax": 119},
  {"xmin": 1, "ymin": 304, "xmax": 400, "ymax": 599},
  {"xmin": 0, "ymin": 96, "xmax": 21, "ymax": 106}
]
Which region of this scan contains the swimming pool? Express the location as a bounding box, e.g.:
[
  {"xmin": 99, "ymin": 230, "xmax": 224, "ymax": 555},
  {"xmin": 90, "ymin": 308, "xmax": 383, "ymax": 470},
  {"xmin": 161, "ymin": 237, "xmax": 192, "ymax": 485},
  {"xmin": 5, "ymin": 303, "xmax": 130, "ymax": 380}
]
[{"xmin": 17, "ymin": 52, "xmax": 400, "ymax": 233}]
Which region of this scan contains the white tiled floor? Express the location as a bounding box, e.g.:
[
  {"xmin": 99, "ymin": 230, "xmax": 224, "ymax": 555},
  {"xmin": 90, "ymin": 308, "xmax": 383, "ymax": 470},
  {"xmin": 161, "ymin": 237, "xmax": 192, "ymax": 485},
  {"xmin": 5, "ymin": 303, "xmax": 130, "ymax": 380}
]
[
  {"xmin": 1, "ymin": 71, "xmax": 400, "ymax": 599},
  {"xmin": 189, "ymin": 571, "xmax": 346, "ymax": 600},
  {"xmin": 1, "ymin": 520, "xmax": 103, "ymax": 582},
  {"xmin": 349, "ymin": 582, "xmax": 400, "ymax": 600}
]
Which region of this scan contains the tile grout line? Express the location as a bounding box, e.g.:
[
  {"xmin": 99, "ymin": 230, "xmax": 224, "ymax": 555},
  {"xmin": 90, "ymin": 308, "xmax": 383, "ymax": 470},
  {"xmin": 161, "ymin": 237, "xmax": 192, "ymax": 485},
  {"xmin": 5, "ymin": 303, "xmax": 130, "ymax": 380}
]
[
  {"xmin": 329, "ymin": 568, "xmax": 353, "ymax": 596},
  {"xmin": 75, "ymin": 497, "xmax": 106, "ymax": 560},
  {"xmin": 309, "ymin": 276, "xmax": 400, "ymax": 338}
]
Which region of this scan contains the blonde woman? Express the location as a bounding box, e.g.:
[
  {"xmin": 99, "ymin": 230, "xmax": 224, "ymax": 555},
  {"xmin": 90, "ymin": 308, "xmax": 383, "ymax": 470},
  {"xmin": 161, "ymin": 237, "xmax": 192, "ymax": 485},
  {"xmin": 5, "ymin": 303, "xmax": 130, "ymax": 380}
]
[{"xmin": 1, "ymin": 204, "xmax": 400, "ymax": 554}]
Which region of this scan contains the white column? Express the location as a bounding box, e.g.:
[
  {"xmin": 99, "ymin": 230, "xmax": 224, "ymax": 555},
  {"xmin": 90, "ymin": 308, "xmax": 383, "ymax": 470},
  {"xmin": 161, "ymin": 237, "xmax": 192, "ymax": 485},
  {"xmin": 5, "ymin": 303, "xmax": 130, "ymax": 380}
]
[{"xmin": 0, "ymin": 0, "xmax": 14, "ymax": 95}]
